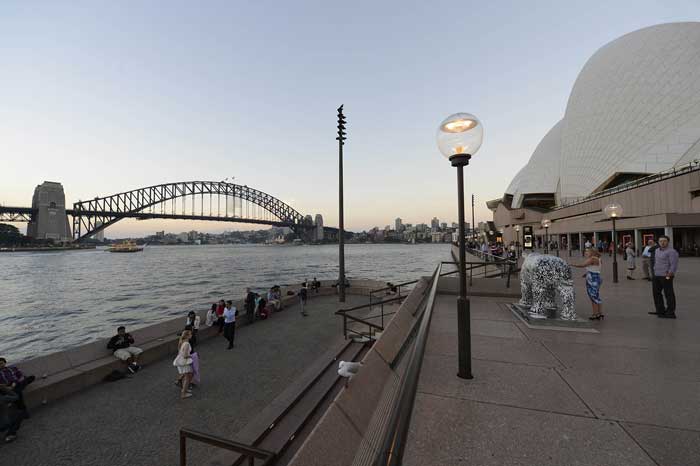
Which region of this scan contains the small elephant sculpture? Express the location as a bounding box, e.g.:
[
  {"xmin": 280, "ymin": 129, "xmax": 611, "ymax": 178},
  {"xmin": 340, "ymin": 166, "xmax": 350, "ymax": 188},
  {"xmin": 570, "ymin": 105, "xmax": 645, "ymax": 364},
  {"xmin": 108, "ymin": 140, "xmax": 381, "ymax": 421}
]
[{"xmin": 519, "ymin": 253, "xmax": 577, "ymax": 320}]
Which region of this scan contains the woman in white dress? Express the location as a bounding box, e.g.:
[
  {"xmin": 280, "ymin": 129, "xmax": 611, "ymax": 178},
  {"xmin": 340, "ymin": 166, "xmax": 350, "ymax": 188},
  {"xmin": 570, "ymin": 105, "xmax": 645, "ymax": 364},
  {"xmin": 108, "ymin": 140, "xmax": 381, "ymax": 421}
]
[{"xmin": 173, "ymin": 330, "xmax": 194, "ymax": 399}]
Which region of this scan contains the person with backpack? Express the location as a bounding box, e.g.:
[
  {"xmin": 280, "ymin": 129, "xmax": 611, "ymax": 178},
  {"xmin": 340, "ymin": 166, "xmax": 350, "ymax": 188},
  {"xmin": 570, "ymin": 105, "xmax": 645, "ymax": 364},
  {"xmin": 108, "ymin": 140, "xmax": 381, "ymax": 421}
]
[{"xmin": 298, "ymin": 285, "xmax": 308, "ymax": 316}]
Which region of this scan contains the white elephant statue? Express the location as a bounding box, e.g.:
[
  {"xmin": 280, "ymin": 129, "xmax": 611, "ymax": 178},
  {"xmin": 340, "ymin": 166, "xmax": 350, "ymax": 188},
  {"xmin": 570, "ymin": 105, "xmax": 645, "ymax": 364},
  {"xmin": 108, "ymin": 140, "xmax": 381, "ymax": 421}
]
[{"xmin": 519, "ymin": 253, "xmax": 577, "ymax": 320}]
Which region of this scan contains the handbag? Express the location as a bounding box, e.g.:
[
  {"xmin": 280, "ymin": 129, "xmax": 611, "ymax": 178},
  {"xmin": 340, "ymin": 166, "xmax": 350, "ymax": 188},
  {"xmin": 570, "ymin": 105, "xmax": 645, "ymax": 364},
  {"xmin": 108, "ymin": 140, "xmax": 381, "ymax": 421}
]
[{"xmin": 173, "ymin": 353, "xmax": 193, "ymax": 367}]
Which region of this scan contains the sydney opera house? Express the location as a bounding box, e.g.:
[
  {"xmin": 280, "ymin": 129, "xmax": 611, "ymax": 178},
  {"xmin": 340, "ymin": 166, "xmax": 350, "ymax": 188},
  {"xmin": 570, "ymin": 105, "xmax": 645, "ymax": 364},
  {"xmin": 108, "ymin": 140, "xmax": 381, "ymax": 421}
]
[{"xmin": 489, "ymin": 22, "xmax": 700, "ymax": 255}]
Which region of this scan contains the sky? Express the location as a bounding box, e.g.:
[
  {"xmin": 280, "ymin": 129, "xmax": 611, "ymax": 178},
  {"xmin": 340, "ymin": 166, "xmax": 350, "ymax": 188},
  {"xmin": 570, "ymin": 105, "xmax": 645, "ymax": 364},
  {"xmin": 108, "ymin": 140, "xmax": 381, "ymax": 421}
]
[{"xmin": 2, "ymin": 1, "xmax": 699, "ymax": 237}]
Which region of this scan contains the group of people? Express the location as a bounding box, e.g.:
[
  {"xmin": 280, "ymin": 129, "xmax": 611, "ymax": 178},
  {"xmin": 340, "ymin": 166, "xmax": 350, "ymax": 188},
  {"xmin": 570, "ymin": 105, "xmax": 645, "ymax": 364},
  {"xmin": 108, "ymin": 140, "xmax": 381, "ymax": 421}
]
[
  {"xmin": 0, "ymin": 357, "xmax": 35, "ymax": 443},
  {"xmin": 574, "ymin": 235, "xmax": 679, "ymax": 320}
]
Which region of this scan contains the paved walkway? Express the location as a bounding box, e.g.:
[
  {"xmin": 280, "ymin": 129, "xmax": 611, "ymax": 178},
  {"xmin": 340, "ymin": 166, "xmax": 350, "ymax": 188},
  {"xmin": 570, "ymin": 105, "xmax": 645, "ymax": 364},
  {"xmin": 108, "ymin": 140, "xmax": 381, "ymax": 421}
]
[
  {"xmin": 405, "ymin": 258, "xmax": 700, "ymax": 466},
  {"xmin": 1, "ymin": 294, "xmax": 365, "ymax": 466}
]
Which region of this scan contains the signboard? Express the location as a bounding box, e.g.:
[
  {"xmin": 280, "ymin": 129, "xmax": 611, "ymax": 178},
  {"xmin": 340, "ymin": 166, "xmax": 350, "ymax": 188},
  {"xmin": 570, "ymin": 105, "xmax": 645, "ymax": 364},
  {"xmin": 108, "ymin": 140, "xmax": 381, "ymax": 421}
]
[
  {"xmin": 642, "ymin": 233, "xmax": 655, "ymax": 246},
  {"xmin": 523, "ymin": 225, "xmax": 534, "ymax": 250}
]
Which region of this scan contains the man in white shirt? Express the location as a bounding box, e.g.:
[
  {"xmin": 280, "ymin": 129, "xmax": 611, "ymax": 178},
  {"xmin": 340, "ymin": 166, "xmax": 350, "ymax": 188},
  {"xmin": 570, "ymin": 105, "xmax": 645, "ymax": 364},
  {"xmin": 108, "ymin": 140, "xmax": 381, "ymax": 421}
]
[
  {"xmin": 223, "ymin": 300, "xmax": 237, "ymax": 349},
  {"xmin": 641, "ymin": 239, "xmax": 656, "ymax": 281},
  {"xmin": 584, "ymin": 239, "xmax": 592, "ymax": 250}
]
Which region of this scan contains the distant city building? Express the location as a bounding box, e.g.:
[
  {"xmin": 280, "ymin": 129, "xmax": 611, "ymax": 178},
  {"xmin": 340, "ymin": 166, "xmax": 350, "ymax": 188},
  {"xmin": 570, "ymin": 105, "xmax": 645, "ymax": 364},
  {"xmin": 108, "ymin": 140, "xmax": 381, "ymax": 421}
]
[
  {"xmin": 440, "ymin": 222, "xmax": 447, "ymax": 230},
  {"xmin": 395, "ymin": 217, "xmax": 403, "ymax": 233},
  {"xmin": 452, "ymin": 222, "xmax": 458, "ymax": 229},
  {"xmin": 431, "ymin": 217, "xmax": 440, "ymax": 230},
  {"xmin": 177, "ymin": 232, "xmax": 189, "ymax": 242},
  {"xmin": 314, "ymin": 214, "xmax": 324, "ymax": 241},
  {"xmin": 156, "ymin": 231, "xmax": 165, "ymax": 238}
]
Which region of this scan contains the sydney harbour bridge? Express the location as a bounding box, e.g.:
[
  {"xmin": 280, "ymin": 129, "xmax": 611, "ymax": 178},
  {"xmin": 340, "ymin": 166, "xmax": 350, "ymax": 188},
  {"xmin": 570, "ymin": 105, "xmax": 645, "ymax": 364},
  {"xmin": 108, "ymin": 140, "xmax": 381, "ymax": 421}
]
[{"xmin": 0, "ymin": 180, "xmax": 337, "ymax": 242}]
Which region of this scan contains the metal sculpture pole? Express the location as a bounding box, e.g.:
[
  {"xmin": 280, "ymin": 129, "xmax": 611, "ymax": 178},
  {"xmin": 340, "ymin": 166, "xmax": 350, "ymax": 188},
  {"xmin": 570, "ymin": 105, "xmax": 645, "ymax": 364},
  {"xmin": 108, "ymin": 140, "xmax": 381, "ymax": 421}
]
[{"xmin": 337, "ymin": 105, "xmax": 347, "ymax": 302}]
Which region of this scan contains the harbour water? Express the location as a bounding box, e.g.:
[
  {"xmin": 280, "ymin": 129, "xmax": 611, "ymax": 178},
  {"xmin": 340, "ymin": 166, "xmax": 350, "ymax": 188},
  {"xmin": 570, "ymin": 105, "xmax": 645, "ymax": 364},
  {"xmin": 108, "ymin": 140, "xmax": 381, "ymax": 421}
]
[{"xmin": 0, "ymin": 243, "xmax": 451, "ymax": 361}]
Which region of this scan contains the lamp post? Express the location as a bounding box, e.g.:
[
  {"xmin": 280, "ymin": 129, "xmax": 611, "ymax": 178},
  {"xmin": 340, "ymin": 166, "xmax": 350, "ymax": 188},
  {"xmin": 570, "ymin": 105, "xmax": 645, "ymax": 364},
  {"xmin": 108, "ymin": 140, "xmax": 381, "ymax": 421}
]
[
  {"xmin": 541, "ymin": 219, "xmax": 551, "ymax": 254},
  {"xmin": 437, "ymin": 112, "xmax": 483, "ymax": 380},
  {"xmin": 514, "ymin": 225, "xmax": 521, "ymax": 258},
  {"xmin": 337, "ymin": 105, "xmax": 347, "ymax": 302},
  {"xmin": 603, "ymin": 203, "xmax": 623, "ymax": 283}
]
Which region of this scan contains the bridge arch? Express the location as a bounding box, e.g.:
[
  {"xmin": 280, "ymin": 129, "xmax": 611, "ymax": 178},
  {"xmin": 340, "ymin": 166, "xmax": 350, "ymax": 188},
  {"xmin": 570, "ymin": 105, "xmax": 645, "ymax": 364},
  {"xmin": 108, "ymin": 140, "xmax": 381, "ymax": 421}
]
[{"xmin": 72, "ymin": 181, "xmax": 310, "ymax": 241}]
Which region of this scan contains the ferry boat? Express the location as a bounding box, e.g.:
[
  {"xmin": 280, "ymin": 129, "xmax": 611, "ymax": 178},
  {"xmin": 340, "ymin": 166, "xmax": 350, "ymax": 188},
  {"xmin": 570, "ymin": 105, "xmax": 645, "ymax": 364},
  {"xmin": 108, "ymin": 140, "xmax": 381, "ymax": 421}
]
[{"xmin": 108, "ymin": 241, "xmax": 144, "ymax": 253}]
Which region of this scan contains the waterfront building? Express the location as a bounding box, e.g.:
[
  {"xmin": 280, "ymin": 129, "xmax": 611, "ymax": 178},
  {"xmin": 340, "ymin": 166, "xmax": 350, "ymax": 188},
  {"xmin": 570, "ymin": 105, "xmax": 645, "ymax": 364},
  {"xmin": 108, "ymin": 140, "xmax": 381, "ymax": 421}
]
[
  {"xmin": 440, "ymin": 222, "xmax": 447, "ymax": 231},
  {"xmin": 431, "ymin": 217, "xmax": 440, "ymax": 231},
  {"xmin": 395, "ymin": 217, "xmax": 403, "ymax": 233},
  {"xmin": 26, "ymin": 181, "xmax": 72, "ymax": 242},
  {"xmin": 489, "ymin": 23, "xmax": 700, "ymax": 254}
]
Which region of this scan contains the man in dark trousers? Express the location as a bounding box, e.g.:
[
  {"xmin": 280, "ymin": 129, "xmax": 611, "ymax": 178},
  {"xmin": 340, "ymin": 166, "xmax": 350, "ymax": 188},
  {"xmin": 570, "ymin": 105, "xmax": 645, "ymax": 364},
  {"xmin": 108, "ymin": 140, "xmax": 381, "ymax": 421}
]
[
  {"xmin": 223, "ymin": 300, "xmax": 237, "ymax": 349},
  {"xmin": 650, "ymin": 235, "xmax": 679, "ymax": 319},
  {"xmin": 244, "ymin": 288, "xmax": 257, "ymax": 323},
  {"xmin": 0, "ymin": 386, "xmax": 23, "ymax": 443},
  {"xmin": 0, "ymin": 357, "xmax": 36, "ymax": 419},
  {"xmin": 298, "ymin": 285, "xmax": 308, "ymax": 316}
]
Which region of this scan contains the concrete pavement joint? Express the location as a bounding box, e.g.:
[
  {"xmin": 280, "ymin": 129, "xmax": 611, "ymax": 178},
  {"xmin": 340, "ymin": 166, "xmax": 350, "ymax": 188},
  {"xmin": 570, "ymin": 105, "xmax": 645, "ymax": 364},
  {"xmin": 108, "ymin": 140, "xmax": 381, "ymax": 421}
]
[
  {"xmin": 553, "ymin": 367, "xmax": 599, "ymax": 420},
  {"xmin": 617, "ymin": 421, "xmax": 662, "ymax": 466}
]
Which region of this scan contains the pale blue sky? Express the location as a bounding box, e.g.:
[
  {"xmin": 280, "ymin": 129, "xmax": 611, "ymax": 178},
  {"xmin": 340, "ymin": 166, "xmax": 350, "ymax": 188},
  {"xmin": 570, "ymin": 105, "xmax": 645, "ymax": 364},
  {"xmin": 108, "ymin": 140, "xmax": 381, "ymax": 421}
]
[{"xmin": 1, "ymin": 1, "xmax": 699, "ymax": 235}]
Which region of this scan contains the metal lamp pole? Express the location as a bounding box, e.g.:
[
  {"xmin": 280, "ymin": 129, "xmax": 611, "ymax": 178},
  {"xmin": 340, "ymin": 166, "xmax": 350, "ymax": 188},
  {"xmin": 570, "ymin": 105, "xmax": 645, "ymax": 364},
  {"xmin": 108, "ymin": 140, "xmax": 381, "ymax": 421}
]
[
  {"xmin": 337, "ymin": 105, "xmax": 347, "ymax": 302},
  {"xmin": 544, "ymin": 226, "xmax": 549, "ymax": 254},
  {"xmin": 612, "ymin": 217, "xmax": 618, "ymax": 283},
  {"xmin": 452, "ymin": 154, "xmax": 473, "ymax": 380},
  {"xmin": 471, "ymin": 194, "xmax": 475, "ymax": 244}
]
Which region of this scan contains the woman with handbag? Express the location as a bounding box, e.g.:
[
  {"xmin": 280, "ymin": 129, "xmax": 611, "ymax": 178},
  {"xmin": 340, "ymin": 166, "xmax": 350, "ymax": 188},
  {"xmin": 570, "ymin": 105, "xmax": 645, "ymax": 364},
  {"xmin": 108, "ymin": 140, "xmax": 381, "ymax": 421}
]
[{"xmin": 173, "ymin": 330, "xmax": 194, "ymax": 399}]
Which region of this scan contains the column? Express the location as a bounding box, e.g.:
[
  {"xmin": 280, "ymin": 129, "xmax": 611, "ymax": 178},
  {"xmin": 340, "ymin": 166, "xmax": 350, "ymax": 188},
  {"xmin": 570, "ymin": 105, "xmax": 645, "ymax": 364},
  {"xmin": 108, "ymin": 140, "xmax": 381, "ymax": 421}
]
[
  {"xmin": 664, "ymin": 226, "xmax": 674, "ymax": 249},
  {"xmin": 634, "ymin": 229, "xmax": 642, "ymax": 251}
]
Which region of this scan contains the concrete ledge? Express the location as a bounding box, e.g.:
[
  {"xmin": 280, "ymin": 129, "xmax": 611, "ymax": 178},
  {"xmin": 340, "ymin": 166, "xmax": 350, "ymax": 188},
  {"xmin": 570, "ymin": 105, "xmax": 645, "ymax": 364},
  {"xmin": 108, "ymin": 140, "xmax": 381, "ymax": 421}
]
[
  {"xmin": 19, "ymin": 279, "xmax": 385, "ymax": 410},
  {"xmin": 289, "ymin": 282, "xmax": 428, "ymax": 466}
]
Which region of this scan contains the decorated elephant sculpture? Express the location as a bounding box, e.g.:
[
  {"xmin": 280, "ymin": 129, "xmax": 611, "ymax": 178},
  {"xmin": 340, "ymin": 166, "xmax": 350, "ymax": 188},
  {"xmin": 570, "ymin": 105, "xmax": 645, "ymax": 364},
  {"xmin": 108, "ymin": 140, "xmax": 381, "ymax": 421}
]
[{"xmin": 519, "ymin": 253, "xmax": 577, "ymax": 320}]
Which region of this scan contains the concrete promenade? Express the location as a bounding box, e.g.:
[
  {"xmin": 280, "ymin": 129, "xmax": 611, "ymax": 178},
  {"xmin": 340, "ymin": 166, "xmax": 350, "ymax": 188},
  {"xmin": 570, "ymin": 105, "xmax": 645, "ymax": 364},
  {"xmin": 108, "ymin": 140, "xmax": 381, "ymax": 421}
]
[
  {"xmin": 1, "ymin": 294, "xmax": 365, "ymax": 466},
  {"xmin": 405, "ymin": 257, "xmax": 700, "ymax": 466}
]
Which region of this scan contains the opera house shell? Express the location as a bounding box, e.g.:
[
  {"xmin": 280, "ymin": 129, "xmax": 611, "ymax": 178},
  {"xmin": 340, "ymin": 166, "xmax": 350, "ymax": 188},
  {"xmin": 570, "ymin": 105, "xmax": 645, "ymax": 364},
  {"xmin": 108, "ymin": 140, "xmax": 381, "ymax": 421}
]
[
  {"xmin": 505, "ymin": 22, "xmax": 700, "ymax": 209},
  {"xmin": 491, "ymin": 22, "xmax": 700, "ymax": 254}
]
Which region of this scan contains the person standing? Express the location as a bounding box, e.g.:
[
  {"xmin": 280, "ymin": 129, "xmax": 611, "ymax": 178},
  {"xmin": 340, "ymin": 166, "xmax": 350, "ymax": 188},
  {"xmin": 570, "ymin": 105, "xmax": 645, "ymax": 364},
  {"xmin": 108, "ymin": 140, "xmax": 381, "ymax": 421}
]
[
  {"xmin": 215, "ymin": 300, "xmax": 225, "ymax": 334},
  {"xmin": 185, "ymin": 311, "xmax": 200, "ymax": 347},
  {"xmin": 299, "ymin": 285, "xmax": 308, "ymax": 316},
  {"xmin": 173, "ymin": 330, "xmax": 194, "ymax": 399},
  {"xmin": 651, "ymin": 235, "xmax": 679, "ymax": 319},
  {"xmin": 625, "ymin": 242, "xmax": 636, "ymax": 280},
  {"xmin": 223, "ymin": 300, "xmax": 237, "ymax": 349},
  {"xmin": 245, "ymin": 288, "xmax": 257, "ymax": 323},
  {"xmin": 641, "ymin": 239, "xmax": 656, "ymax": 281},
  {"xmin": 572, "ymin": 249, "xmax": 603, "ymax": 320}
]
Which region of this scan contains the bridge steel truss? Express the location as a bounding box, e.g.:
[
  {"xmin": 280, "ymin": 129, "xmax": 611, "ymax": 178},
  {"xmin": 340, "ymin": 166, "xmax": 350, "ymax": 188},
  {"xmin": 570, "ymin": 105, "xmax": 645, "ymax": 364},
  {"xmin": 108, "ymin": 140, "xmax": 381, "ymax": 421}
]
[
  {"xmin": 72, "ymin": 181, "xmax": 309, "ymax": 242},
  {"xmin": 0, "ymin": 206, "xmax": 34, "ymax": 223}
]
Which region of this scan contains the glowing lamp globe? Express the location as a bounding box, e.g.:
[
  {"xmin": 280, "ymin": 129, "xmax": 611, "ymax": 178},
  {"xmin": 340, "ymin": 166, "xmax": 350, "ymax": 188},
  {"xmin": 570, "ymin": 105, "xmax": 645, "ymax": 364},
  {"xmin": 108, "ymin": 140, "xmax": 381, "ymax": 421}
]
[
  {"xmin": 603, "ymin": 203, "xmax": 623, "ymax": 218},
  {"xmin": 541, "ymin": 219, "xmax": 551, "ymax": 228},
  {"xmin": 436, "ymin": 112, "xmax": 483, "ymax": 159},
  {"xmin": 514, "ymin": 225, "xmax": 520, "ymax": 232}
]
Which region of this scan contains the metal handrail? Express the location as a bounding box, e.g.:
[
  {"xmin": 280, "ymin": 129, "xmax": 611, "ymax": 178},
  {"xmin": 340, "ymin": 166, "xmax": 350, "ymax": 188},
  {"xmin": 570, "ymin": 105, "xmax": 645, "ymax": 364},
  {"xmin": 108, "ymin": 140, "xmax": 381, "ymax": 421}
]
[
  {"xmin": 337, "ymin": 295, "xmax": 404, "ymax": 339},
  {"xmin": 180, "ymin": 428, "xmax": 275, "ymax": 466},
  {"xmin": 374, "ymin": 262, "xmax": 442, "ymax": 466},
  {"xmin": 552, "ymin": 159, "xmax": 700, "ymax": 210}
]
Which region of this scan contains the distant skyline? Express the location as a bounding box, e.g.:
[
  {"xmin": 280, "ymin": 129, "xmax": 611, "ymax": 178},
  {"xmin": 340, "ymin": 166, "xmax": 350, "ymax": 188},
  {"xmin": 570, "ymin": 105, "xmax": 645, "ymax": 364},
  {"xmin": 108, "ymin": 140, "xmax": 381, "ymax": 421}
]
[{"xmin": 2, "ymin": 1, "xmax": 699, "ymax": 236}]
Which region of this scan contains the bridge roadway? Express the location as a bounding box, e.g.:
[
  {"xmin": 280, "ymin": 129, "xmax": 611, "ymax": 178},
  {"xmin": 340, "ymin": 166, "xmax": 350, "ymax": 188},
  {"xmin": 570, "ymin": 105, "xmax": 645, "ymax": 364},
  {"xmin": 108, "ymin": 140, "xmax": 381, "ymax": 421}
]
[{"xmin": 0, "ymin": 294, "xmax": 366, "ymax": 466}]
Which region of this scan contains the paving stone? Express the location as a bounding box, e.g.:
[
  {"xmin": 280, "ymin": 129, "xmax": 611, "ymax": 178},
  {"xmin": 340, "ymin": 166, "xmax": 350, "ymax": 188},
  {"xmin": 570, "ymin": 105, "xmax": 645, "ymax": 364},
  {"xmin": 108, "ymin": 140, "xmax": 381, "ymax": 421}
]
[
  {"xmin": 621, "ymin": 422, "xmax": 700, "ymax": 466},
  {"xmin": 404, "ymin": 392, "xmax": 656, "ymax": 466}
]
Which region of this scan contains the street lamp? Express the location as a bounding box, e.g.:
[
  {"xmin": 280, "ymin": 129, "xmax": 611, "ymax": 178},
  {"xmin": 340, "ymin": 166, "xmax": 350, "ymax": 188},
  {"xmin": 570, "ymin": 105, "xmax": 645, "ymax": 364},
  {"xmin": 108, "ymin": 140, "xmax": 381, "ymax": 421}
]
[
  {"xmin": 337, "ymin": 105, "xmax": 347, "ymax": 302},
  {"xmin": 603, "ymin": 202, "xmax": 623, "ymax": 283},
  {"xmin": 514, "ymin": 225, "xmax": 521, "ymax": 257},
  {"xmin": 437, "ymin": 112, "xmax": 483, "ymax": 380},
  {"xmin": 541, "ymin": 219, "xmax": 551, "ymax": 254}
]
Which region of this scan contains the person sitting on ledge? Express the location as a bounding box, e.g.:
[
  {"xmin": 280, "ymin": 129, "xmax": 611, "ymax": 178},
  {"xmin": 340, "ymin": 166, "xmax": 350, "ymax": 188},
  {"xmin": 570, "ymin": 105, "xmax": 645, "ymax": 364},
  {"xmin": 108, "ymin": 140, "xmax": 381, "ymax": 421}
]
[
  {"xmin": 0, "ymin": 386, "xmax": 23, "ymax": 443},
  {"xmin": 311, "ymin": 277, "xmax": 321, "ymax": 293},
  {"xmin": 267, "ymin": 286, "xmax": 282, "ymax": 311},
  {"xmin": 107, "ymin": 326, "xmax": 143, "ymax": 374},
  {"xmin": 0, "ymin": 357, "xmax": 36, "ymax": 419}
]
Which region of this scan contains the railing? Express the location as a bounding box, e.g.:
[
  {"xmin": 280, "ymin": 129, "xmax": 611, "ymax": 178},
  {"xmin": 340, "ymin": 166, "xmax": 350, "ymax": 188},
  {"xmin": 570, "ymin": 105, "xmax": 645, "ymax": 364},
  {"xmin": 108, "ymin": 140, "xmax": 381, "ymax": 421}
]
[
  {"xmin": 369, "ymin": 279, "xmax": 420, "ymax": 311},
  {"xmin": 463, "ymin": 248, "xmax": 517, "ymax": 288},
  {"xmin": 373, "ymin": 262, "xmax": 443, "ymax": 466},
  {"xmin": 336, "ymin": 295, "xmax": 405, "ymax": 340},
  {"xmin": 552, "ymin": 158, "xmax": 700, "ymax": 210},
  {"xmin": 179, "ymin": 428, "xmax": 275, "ymax": 466}
]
